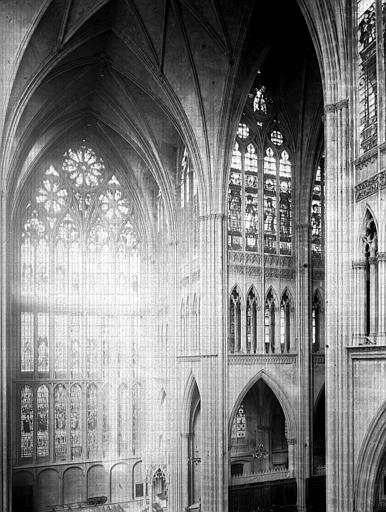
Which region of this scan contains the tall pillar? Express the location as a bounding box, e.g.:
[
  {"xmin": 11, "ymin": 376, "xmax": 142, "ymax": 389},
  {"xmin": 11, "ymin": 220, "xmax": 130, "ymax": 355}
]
[
  {"xmin": 352, "ymin": 260, "xmax": 367, "ymax": 337},
  {"xmin": 295, "ymin": 223, "xmax": 311, "ymax": 512},
  {"xmin": 378, "ymin": 253, "xmax": 386, "ymax": 335},
  {"xmin": 198, "ymin": 213, "xmax": 226, "ymax": 512},
  {"xmin": 325, "ymin": 99, "xmax": 353, "ymax": 512},
  {"xmin": 0, "ymin": 189, "xmax": 8, "ymax": 512},
  {"xmin": 369, "ymin": 253, "xmax": 378, "ymax": 336}
]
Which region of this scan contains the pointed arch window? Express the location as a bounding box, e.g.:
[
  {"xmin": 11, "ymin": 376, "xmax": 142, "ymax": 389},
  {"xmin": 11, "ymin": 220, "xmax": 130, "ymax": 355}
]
[
  {"xmin": 311, "ymin": 158, "xmax": 324, "ymax": 254},
  {"xmin": 246, "ymin": 289, "xmax": 258, "ymax": 354},
  {"xmin": 229, "ymin": 288, "xmax": 241, "ymax": 353},
  {"xmin": 280, "ymin": 291, "xmax": 291, "ymax": 353},
  {"xmin": 312, "ymin": 291, "xmax": 322, "ymax": 352},
  {"xmin": 14, "ymin": 142, "xmax": 141, "ymax": 465},
  {"xmin": 227, "ymin": 85, "xmax": 292, "ymax": 255},
  {"xmin": 265, "ymin": 290, "xmax": 276, "ymax": 354}
]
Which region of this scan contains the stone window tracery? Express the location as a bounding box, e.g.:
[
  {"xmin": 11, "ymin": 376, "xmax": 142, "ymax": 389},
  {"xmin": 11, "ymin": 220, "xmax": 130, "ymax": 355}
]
[
  {"xmin": 229, "ymin": 288, "xmax": 241, "ymax": 353},
  {"xmin": 15, "ymin": 143, "xmax": 141, "ymax": 465},
  {"xmin": 264, "ymin": 290, "xmax": 276, "ymax": 354},
  {"xmin": 280, "ymin": 291, "xmax": 291, "ymax": 353},
  {"xmin": 228, "ymin": 85, "xmax": 292, "ymax": 255},
  {"xmin": 311, "ymin": 159, "xmax": 324, "ymax": 254}
]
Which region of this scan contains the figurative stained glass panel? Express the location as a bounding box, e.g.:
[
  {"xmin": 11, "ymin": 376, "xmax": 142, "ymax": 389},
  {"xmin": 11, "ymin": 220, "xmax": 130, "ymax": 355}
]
[
  {"xmin": 37, "ymin": 385, "xmax": 49, "ymax": 457},
  {"xmin": 231, "ymin": 403, "xmax": 246, "ymax": 439},
  {"xmin": 86, "ymin": 315, "xmax": 101, "ymax": 379},
  {"xmin": 54, "ymin": 384, "xmax": 67, "ymax": 458},
  {"xmin": 279, "ymin": 151, "xmax": 292, "ymax": 255},
  {"xmin": 228, "ymin": 189, "xmax": 242, "ymax": 248},
  {"xmin": 231, "ymin": 142, "xmax": 242, "ymax": 170},
  {"xmin": 87, "ymin": 384, "xmax": 97, "ymax": 458},
  {"xmin": 264, "ymin": 196, "xmax": 277, "ymax": 253},
  {"xmin": 21, "ymin": 312, "xmax": 34, "ymax": 372},
  {"xmin": 37, "ymin": 314, "xmax": 49, "ymax": 373},
  {"xmin": 245, "ymin": 193, "xmax": 258, "ymax": 250},
  {"xmin": 311, "ymin": 165, "xmax": 323, "ymax": 253},
  {"xmin": 70, "ymin": 384, "xmax": 82, "ymax": 459},
  {"xmin": 244, "ymin": 144, "xmax": 258, "ymax": 172},
  {"xmin": 253, "ymin": 86, "xmax": 267, "ymax": 114},
  {"xmin": 21, "ymin": 385, "xmax": 33, "ymax": 458}
]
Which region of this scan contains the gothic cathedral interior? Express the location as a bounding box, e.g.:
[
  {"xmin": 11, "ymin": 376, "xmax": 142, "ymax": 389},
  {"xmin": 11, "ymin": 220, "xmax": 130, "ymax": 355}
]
[{"xmin": 0, "ymin": 1, "xmax": 384, "ymax": 511}]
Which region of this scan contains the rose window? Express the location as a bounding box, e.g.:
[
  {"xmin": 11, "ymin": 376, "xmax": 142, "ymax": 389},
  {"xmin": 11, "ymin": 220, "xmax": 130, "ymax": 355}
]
[{"xmin": 62, "ymin": 146, "xmax": 105, "ymax": 188}]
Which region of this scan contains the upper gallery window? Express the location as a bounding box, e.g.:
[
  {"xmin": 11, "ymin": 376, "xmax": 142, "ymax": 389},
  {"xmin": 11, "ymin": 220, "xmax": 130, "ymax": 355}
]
[
  {"xmin": 228, "ymin": 83, "xmax": 292, "ymax": 255},
  {"xmin": 311, "ymin": 157, "xmax": 325, "ymax": 255},
  {"xmin": 356, "ymin": 0, "xmax": 380, "ymax": 153}
]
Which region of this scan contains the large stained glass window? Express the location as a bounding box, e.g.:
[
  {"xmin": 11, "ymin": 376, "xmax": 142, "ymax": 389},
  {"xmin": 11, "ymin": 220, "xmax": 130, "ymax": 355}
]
[
  {"xmin": 357, "ymin": 0, "xmax": 377, "ymax": 153},
  {"xmin": 227, "ymin": 84, "xmax": 292, "ymax": 255},
  {"xmin": 15, "ymin": 143, "xmax": 141, "ymax": 465}
]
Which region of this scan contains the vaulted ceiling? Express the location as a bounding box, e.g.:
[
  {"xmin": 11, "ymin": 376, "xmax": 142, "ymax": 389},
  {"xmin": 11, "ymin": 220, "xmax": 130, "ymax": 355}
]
[{"xmin": 0, "ymin": 0, "xmax": 344, "ymax": 223}]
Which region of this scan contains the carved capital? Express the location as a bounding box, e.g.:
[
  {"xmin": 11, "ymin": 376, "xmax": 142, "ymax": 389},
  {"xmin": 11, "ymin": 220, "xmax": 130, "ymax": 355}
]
[
  {"xmin": 336, "ymin": 99, "xmax": 349, "ymax": 110},
  {"xmin": 352, "ymin": 260, "xmax": 367, "ymax": 268}
]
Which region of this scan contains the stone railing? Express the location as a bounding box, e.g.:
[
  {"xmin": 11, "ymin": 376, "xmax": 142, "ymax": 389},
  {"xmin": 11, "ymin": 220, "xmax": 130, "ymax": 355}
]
[{"xmin": 230, "ymin": 466, "xmax": 290, "ymax": 486}]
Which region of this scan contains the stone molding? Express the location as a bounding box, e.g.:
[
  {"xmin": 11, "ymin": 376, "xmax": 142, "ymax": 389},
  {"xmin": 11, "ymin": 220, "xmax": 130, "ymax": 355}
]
[
  {"xmin": 312, "ymin": 354, "xmax": 325, "ymax": 365},
  {"xmin": 324, "ymin": 99, "xmax": 349, "ymax": 114},
  {"xmin": 352, "ymin": 260, "xmax": 367, "ymax": 268},
  {"xmin": 228, "ymin": 354, "xmax": 296, "ymax": 365},
  {"xmin": 355, "ymin": 169, "xmax": 386, "ymax": 201}
]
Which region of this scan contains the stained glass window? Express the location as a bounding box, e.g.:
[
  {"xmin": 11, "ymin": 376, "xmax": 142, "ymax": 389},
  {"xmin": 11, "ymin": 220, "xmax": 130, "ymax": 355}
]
[
  {"xmin": 70, "ymin": 384, "xmax": 82, "ymax": 459},
  {"xmin": 237, "ymin": 123, "xmax": 249, "ymax": 139},
  {"xmin": 16, "ymin": 143, "xmax": 141, "ymax": 464},
  {"xmin": 246, "ymin": 289, "xmax": 257, "ymax": 354},
  {"xmin": 227, "ymin": 85, "xmax": 292, "ymax": 254},
  {"xmin": 264, "ymin": 290, "xmax": 276, "ymax": 354},
  {"xmin": 280, "ymin": 291, "xmax": 291, "ymax": 353},
  {"xmin": 87, "ymin": 384, "xmax": 97, "ymax": 458},
  {"xmin": 229, "ymin": 288, "xmax": 241, "ymax": 353},
  {"xmin": 21, "ymin": 385, "xmax": 33, "ymax": 458},
  {"xmin": 311, "ymin": 160, "xmax": 324, "ymax": 254},
  {"xmin": 231, "ymin": 403, "xmax": 246, "ymax": 439},
  {"xmin": 54, "ymin": 384, "xmax": 67, "ymax": 459},
  {"xmin": 37, "ymin": 385, "xmax": 49, "ymax": 457},
  {"xmin": 357, "ymin": 0, "xmax": 377, "ymax": 153}
]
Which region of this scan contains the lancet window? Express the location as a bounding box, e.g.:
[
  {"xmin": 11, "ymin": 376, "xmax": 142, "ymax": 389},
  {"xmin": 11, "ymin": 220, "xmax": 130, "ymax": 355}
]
[
  {"xmin": 280, "ymin": 291, "xmax": 291, "ymax": 353},
  {"xmin": 229, "ymin": 288, "xmax": 241, "ymax": 353},
  {"xmin": 15, "ymin": 143, "xmax": 141, "ymax": 464},
  {"xmin": 264, "ymin": 290, "xmax": 276, "ymax": 354},
  {"xmin": 363, "ymin": 212, "xmax": 378, "ymax": 336},
  {"xmin": 228, "ymin": 83, "xmax": 292, "ymax": 255},
  {"xmin": 311, "ymin": 158, "xmax": 324, "ymax": 254},
  {"xmin": 246, "ymin": 288, "xmax": 258, "ymax": 354}
]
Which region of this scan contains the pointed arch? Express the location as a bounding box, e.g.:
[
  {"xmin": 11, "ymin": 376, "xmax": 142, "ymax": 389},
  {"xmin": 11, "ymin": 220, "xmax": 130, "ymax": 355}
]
[
  {"xmin": 355, "ymin": 401, "xmax": 386, "ymax": 511},
  {"xmin": 229, "ymin": 370, "xmax": 296, "ymax": 441},
  {"xmin": 246, "ymin": 286, "xmax": 259, "ymax": 354},
  {"xmin": 280, "ymin": 288, "xmax": 293, "ymax": 353},
  {"xmin": 312, "ymin": 289, "xmax": 323, "ymax": 352},
  {"xmin": 264, "ymin": 288, "xmax": 277, "ymax": 354}
]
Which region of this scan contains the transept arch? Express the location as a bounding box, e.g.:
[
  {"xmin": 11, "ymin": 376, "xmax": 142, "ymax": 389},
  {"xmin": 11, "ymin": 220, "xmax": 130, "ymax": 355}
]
[{"xmin": 228, "ymin": 370, "xmax": 296, "ymax": 441}]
